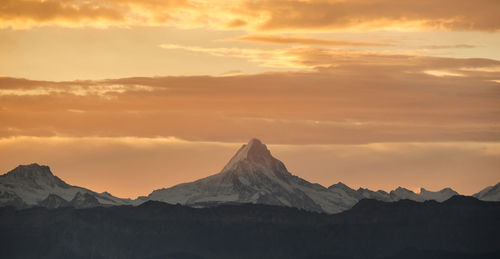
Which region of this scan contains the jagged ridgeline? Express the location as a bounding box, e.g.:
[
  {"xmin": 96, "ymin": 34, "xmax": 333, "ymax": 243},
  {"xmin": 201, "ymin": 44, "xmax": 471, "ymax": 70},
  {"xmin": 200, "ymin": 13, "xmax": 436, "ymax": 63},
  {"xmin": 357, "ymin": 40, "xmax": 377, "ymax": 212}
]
[{"xmin": 1, "ymin": 139, "xmax": 499, "ymax": 212}]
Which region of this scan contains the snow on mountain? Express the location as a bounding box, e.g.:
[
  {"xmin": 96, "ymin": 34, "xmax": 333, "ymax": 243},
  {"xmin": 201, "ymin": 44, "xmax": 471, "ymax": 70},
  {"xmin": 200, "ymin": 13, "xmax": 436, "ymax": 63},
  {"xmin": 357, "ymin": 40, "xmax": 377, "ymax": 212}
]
[
  {"xmin": 0, "ymin": 163, "xmax": 131, "ymax": 208},
  {"xmin": 37, "ymin": 194, "xmax": 70, "ymax": 209},
  {"xmin": 70, "ymin": 192, "xmax": 102, "ymax": 208},
  {"xmin": 419, "ymin": 187, "xmax": 459, "ymax": 202},
  {"xmin": 389, "ymin": 187, "xmax": 425, "ymax": 202},
  {"xmin": 328, "ymin": 183, "xmax": 460, "ymax": 203},
  {"xmin": 473, "ymin": 182, "xmax": 500, "ymax": 201},
  {"xmin": 2, "ymin": 142, "xmax": 491, "ymax": 212},
  {"xmin": 356, "ymin": 188, "xmax": 392, "ymax": 202},
  {"xmin": 148, "ymin": 138, "xmax": 358, "ymax": 213}
]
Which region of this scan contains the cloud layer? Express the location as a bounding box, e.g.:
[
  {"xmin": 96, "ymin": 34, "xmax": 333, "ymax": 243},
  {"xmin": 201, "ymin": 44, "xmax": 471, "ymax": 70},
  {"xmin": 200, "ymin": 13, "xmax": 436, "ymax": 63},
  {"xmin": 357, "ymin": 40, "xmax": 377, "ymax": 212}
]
[
  {"xmin": 1, "ymin": 0, "xmax": 499, "ymax": 31},
  {"xmin": 1, "ymin": 50, "xmax": 499, "ymax": 144}
]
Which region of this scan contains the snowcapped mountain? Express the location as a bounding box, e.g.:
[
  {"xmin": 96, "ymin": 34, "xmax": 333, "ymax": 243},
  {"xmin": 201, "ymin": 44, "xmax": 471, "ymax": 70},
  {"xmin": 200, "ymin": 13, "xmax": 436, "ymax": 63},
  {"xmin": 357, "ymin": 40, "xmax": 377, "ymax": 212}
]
[
  {"xmin": 2, "ymin": 139, "xmax": 496, "ymax": 213},
  {"xmin": 0, "ymin": 163, "xmax": 131, "ymax": 208},
  {"xmin": 473, "ymin": 182, "xmax": 500, "ymax": 201},
  {"xmin": 327, "ymin": 184, "xmax": 458, "ymax": 203},
  {"xmin": 148, "ymin": 138, "xmax": 478, "ymax": 213},
  {"xmin": 148, "ymin": 138, "xmax": 358, "ymax": 213}
]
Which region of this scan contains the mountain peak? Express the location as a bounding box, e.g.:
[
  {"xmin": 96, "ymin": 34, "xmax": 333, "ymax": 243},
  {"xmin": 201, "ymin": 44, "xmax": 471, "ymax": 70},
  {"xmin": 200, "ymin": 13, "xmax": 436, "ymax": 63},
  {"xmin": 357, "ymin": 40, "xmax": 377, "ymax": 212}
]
[
  {"xmin": 221, "ymin": 138, "xmax": 276, "ymax": 172},
  {"xmin": 329, "ymin": 182, "xmax": 351, "ymax": 190},
  {"xmin": 3, "ymin": 163, "xmax": 68, "ymax": 188},
  {"xmin": 6, "ymin": 163, "xmax": 54, "ymax": 178}
]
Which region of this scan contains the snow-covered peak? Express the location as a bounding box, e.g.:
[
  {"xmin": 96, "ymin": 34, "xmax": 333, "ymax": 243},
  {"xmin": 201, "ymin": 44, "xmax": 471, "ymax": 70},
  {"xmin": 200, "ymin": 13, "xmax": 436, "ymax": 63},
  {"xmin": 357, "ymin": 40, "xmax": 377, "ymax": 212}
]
[
  {"xmin": 221, "ymin": 138, "xmax": 278, "ymax": 173},
  {"xmin": 473, "ymin": 182, "xmax": 500, "ymax": 201},
  {"xmin": 2, "ymin": 163, "xmax": 68, "ymax": 188}
]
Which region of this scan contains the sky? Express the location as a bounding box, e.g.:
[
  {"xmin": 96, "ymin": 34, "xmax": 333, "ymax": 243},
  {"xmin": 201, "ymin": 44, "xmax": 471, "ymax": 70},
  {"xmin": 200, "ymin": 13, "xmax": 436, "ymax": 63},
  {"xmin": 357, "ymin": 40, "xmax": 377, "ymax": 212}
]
[{"xmin": 0, "ymin": 0, "xmax": 499, "ymax": 198}]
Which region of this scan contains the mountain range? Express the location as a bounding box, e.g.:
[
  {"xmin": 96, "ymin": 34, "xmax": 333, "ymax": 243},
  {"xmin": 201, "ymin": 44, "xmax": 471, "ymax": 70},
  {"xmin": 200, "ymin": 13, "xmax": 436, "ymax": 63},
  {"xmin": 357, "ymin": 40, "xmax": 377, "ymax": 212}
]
[{"xmin": 1, "ymin": 138, "xmax": 499, "ymax": 213}]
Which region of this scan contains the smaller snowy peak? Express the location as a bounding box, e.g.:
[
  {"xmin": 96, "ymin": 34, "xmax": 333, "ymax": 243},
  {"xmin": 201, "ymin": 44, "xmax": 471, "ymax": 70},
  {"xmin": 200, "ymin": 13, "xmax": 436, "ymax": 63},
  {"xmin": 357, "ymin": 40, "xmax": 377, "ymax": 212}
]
[
  {"xmin": 419, "ymin": 187, "xmax": 458, "ymax": 202},
  {"xmin": 390, "ymin": 187, "xmax": 424, "ymax": 201},
  {"xmin": 2, "ymin": 163, "xmax": 68, "ymax": 188},
  {"xmin": 328, "ymin": 182, "xmax": 360, "ymax": 198},
  {"xmin": 70, "ymin": 192, "xmax": 102, "ymax": 208},
  {"xmin": 38, "ymin": 194, "xmax": 70, "ymax": 209},
  {"xmin": 473, "ymin": 182, "xmax": 500, "ymax": 201}
]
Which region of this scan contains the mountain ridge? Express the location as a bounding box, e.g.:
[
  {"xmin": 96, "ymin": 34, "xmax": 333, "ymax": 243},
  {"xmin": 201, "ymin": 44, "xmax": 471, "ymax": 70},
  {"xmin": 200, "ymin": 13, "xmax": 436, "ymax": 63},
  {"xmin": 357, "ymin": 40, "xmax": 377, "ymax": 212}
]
[
  {"xmin": 1, "ymin": 138, "xmax": 499, "ymax": 212},
  {"xmin": 0, "ymin": 163, "xmax": 131, "ymax": 209}
]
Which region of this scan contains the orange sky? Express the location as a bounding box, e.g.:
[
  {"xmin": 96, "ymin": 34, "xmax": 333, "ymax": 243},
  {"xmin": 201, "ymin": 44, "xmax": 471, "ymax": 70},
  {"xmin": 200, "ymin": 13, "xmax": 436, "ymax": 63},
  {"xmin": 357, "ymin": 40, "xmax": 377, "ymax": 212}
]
[{"xmin": 0, "ymin": 0, "xmax": 499, "ymax": 198}]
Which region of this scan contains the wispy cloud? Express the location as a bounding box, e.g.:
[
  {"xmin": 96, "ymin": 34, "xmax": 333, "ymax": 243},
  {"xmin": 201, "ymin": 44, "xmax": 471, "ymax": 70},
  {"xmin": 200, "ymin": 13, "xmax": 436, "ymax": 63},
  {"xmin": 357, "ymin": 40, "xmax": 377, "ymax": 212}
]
[
  {"xmin": 233, "ymin": 34, "xmax": 391, "ymax": 46},
  {"xmin": 0, "ymin": 83, "xmax": 154, "ymax": 97},
  {"xmin": 159, "ymin": 44, "xmax": 310, "ymax": 68},
  {"xmin": 422, "ymin": 44, "xmax": 476, "ymax": 49}
]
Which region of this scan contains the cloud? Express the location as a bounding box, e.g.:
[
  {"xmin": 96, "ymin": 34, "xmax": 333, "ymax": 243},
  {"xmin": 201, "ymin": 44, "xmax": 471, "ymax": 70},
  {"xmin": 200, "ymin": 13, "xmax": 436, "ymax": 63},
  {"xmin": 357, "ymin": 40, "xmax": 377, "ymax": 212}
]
[
  {"xmin": 1, "ymin": 0, "xmax": 499, "ymax": 32},
  {"xmin": 242, "ymin": 0, "xmax": 500, "ymax": 32},
  {"xmin": 0, "ymin": 0, "xmax": 193, "ymax": 28},
  {"xmin": 159, "ymin": 43, "xmax": 500, "ymax": 79},
  {"xmin": 1, "ymin": 50, "xmax": 500, "ymax": 144},
  {"xmin": 159, "ymin": 44, "xmax": 308, "ymax": 68},
  {"xmin": 423, "ymin": 70, "xmax": 465, "ymax": 77},
  {"xmin": 233, "ymin": 34, "xmax": 391, "ymax": 46},
  {"xmin": 422, "ymin": 44, "xmax": 476, "ymax": 49},
  {"xmin": 0, "ymin": 81, "xmax": 154, "ymax": 97},
  {"xmin": 227, "ymin": 19, "xmax": 247, "ymax": 28}
]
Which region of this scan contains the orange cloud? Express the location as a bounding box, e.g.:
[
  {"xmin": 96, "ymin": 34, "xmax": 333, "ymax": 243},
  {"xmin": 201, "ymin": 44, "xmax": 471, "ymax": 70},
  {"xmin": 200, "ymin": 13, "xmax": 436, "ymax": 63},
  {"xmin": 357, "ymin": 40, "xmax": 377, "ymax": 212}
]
[
  {"xmin": 241, "ymin": 0, "xmax": 500, "ymax": 32},
  {"xmin": 1, "ymin": 51, "xmax": 499, "ymax": 144},
  {"xmin": 422, "ymin": 44, "xmax": 476, "ymax": 49},
  {"xmin": 1, "ymin": 0, "xmax": 499, "ymax": 31},
  {"xmin": 0, "ymin": 0, "xmax": 192, "ymax": 28},
  {"xmin": 227, "ymin": 19, "xmax": 247, "ymax": 28},
  {"xmin": 233, "ymin": 34, "xmax": 391, "ymax": 46}
]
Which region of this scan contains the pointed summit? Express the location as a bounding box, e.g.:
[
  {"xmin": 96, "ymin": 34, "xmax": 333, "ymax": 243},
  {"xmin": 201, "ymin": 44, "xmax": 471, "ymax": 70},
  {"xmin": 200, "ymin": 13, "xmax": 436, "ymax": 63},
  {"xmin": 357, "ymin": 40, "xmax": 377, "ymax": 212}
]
[
  {"xmin": 221, "ymin": 138, "xmax": 280, "ymax": 173},
  {"xmin": 148, "ymin": 137, "xmax": 349, "ymax": 213}
]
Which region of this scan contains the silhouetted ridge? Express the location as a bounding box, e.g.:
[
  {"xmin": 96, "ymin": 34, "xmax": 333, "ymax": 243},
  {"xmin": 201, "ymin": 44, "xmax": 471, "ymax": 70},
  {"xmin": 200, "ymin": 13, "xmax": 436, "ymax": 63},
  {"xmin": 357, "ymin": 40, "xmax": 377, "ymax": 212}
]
[
  {"xmin": 1, "ymin": 197, "xmax": 499, "ymax": 259},
  {"xmin": 443, "ymin": 195, "xmax": 482, "ymax": 205},
  {"xmin": 138, "ymin": 200, "xmax": 175, "ymax": 208},
  {"xmin": 349, "ymin": 198, "xmax": 387, "ymax": 210}
]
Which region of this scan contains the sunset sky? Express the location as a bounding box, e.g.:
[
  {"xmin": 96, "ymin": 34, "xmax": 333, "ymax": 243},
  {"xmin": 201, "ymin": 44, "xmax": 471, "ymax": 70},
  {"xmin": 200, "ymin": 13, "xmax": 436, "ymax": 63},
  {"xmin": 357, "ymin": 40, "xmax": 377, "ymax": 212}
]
[{"xmin": 1, "ymin": 0, "xmax": 499, "ymax": 198}]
